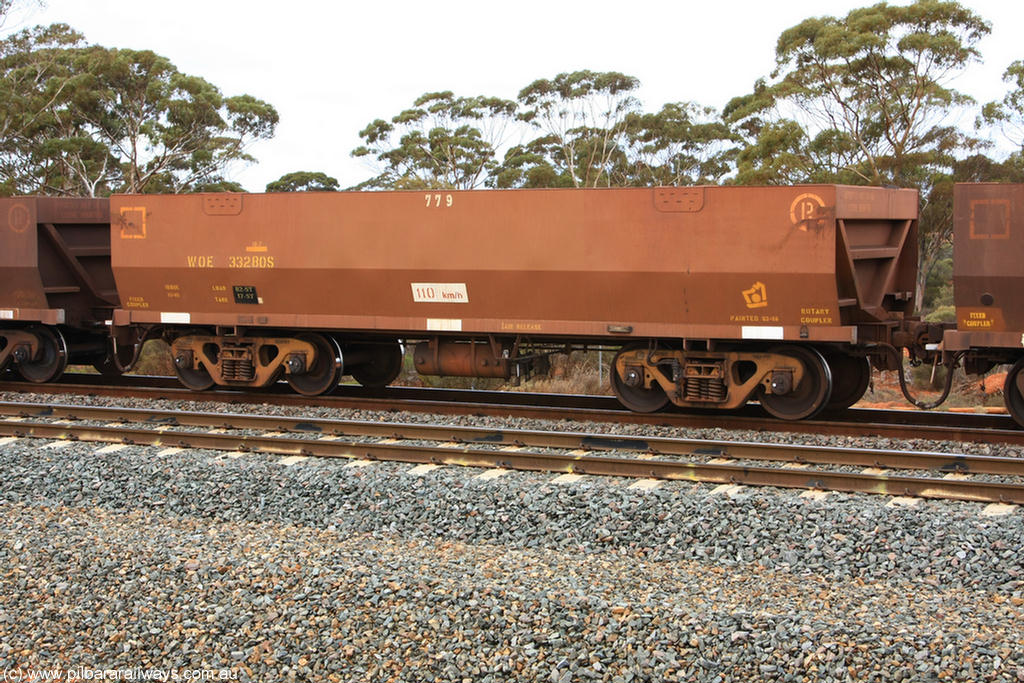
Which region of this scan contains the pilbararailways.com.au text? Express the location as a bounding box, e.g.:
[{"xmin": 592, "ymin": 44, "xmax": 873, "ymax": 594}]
[{"xmin": 1, "ymin": 667, "xmax": 238, "ymax": 682}]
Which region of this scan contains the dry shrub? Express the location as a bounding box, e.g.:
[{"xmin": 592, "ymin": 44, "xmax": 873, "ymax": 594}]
[
  {"xmin": 130, "ymin": 339, "xmax": 175, "ymax": 376},
  {"xmin": 510, "ymin": 351, "xmax": 613, "ymax": 396}
]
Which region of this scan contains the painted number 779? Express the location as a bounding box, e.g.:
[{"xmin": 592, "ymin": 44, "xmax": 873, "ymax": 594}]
[{"xmin": 425, "ymin": 193, "xmax": 454, "ymax": 208}]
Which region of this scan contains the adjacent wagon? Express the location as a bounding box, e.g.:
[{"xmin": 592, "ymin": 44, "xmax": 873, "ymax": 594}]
[
  {"xmin": 0, "ymin": 197, "xmax": 122, "ymax": 381},
  {"xmin": 943, "ymin": 183, "xmax": 1024, "ymax": 425}
]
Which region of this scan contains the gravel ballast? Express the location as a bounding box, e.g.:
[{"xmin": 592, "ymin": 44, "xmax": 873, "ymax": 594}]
[{"xmin": 0, "ymin": 391, "xmax": 1022, "ymax": 681}]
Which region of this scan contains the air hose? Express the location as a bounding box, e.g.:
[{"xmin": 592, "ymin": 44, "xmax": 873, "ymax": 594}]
[{"xmin": 880, "ymin": 343, "xmax": 964, "ymax": 410}]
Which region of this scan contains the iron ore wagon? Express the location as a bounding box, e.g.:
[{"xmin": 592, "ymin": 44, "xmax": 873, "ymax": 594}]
[{"xmin": 100, "ymin": 185, "xmax": 918, "ymax": 420}]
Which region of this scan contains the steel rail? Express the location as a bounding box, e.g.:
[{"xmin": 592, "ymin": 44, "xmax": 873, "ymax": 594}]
[
  {"xmin": 1, "ymin": 374, "xmax": 1013, "ymax": 423},
  {"xmin": 2, "ymin": 418, "xmax": 1023, "ymax": 505},
  {"xmin": 1, "ymin": 401, "xmax": 1022, "ymax": 477},
  {"xmin": 1, "ymin": 375, "xmax": 1021, "ymax": 445}
]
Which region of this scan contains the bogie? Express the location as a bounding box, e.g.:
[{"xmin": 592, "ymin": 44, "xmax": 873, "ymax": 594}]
[
  {"xmin": 168, "ymin": 330, "xmax": 342, "ymax": 396},
  {"xmin": 610, "ymin": 344, "xmax": 834, "ymax": 420}
]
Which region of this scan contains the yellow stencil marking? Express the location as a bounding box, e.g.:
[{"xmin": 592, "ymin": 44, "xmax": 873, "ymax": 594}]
[
  {"xmin": 742, "ymin": 281, "xmax": 768, "ymax": 309},
  {"xmin": 789, "ymin": 193, "xmax": 826, "ymax": 231},
  {"xmin": 119, "ymin": 207, "xmax": 147, "ymax": 239}
]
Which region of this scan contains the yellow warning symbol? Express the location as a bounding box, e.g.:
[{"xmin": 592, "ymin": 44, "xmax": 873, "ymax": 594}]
[{"xmin": 742, "ymin": 281, "xmax": 768, "ymax": 309}]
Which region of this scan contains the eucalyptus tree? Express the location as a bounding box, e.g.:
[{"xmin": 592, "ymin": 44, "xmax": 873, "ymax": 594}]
[
  {"xmin": 724, "ymin": 0, "xmax": 989, "ymax": 187},
  {"xmin": 351, "ymin": 91, "xmax": 516, "ymax": 190},
  {"xmin": 980, "ymin": 60, "xmax": 1024, "ymax": 153},
  {"xmin": 0, "ymin": 23, "xmax": 278, "ymax": 196},
  {"xmin": 491, "ymin": 133, "xmax": 630, "ymax": 189},
  {"xmin": 0, "ymin": 23, "xmax": 86, "ymax": 194},
  {"xmin": 728, "ymin": 117, "xmax": 867, "ymax": 185},
  {"xmin": 266, "ymin": 171, "xmax": 339, "ymax": 192},
  {"xmin": 624, "ymin": 102, "xmax": 738, "ymax": 186},
  {"xmin": 69, "ymin": 45, "xmax": 278, "ymax": 194},
  {"xmin": 512, "ymin": 70, "xmax": 641, "ymax": 188}
]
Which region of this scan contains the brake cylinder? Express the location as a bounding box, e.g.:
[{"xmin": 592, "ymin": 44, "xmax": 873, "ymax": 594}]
[{"xmin": 413, "ymin": 339, "xmax": 510, "ymax": 378}]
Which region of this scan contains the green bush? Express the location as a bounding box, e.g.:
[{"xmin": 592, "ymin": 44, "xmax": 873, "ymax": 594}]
[{"xmin": 923, "ymin": 305, "xmax": 956, "ymax": 323}]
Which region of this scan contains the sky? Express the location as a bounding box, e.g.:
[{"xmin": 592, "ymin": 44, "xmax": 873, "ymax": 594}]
[{"xmin": 9, "ymin": 0, "xmax": 1024, "ymax": 192}]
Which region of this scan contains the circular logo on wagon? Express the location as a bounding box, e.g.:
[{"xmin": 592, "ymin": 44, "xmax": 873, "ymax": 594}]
[
  {"xmin": 8, "ymin": 202, "xmax": 30, "ymax": 234},
  {"xmin": 789, "ymin": 193, "xmax": 826, "ymax": 232}
]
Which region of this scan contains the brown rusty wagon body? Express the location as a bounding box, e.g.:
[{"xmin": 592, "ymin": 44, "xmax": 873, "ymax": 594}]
[
  {"xmin": 107, "ymin": 185, "xmax": 918, "ymax": 418},
  {"xmin": 109, "ymin": 186, "xmax": 919, "ymax": 341},
  {"xmin": 0, "ymin": 197, "xmax": 120, "ymax": 381},
  {"xmin": 944, "ymin": 183, "xmax": 1024, "ymax": 425}
]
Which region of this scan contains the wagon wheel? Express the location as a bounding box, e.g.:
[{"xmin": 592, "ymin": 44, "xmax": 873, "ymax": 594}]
[
  {"xmin": 350, "ymin": 340, "xmax": 404, "ymax": 388},
  {"xmin": 610, "ymin": 345, "xmax": 669, "ymax": 413},
  {"xmin": 172, "ymin": 330, "xmax": 215, "ymax": 391},
  {"xmin": 287, "ymin": 333, "xmax": 342, "ymax": 396},
  {"xmin": 1004, "ymin": 358, "xmax": 1024, "ymax": 429},
  {"xmin": 14, "ymin": 326, "xmax": 68, "ymax": 383},
  {"xmin": 759, "ymin": 346, "xmax": 833, "ymax": 421},
  {"xmin": 175, "ymin": 363, "xmax": 215, "ymax": 391},
  {"xmin": 822, "ymin": 352, "xmax": 871, "ymax": 410}
]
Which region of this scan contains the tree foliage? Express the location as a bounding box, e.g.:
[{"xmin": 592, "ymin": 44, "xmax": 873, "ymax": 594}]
[
  {"xmin": 730, "ymin": 118, "xmax": 867, "ymax": 185},
  {"xmin": 724, "ymin": 0, "xmax": 989, "ymax": 187},
  {"xmin": 510, "ymin": 70, "xmax": 641, "ymax": 188},
  {"xmin": 624, "ymin": 102, "xmax": 738, "ymax": 186},
  {"xmin": 0, "ymin": 23, "xmax": 278, "ymax": 196},
  {"xmin": 351, "ymin": 91, "xmax": 515, "ymax": 190},
  {"xmin": 0, "ymin": 23, "xmax": 83, "ymax": 194},
  {"xmin": 352, "ymin": 71, "xmax": 740, "ymax": 191},
  {"xmin": 980, "ymin": 61, "xmax": 1024, "ymax": 152},
  {"xmin": 490, "ymin": 135, "xmax": 581, "ymax": 189},
  {"xmin": 266, "ymin": 170, "xmax": 339, "ymax": 192}
]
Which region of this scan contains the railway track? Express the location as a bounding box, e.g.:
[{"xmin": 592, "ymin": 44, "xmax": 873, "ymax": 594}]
[
  {"xmin": 1, "ymin": 374, "xmax": 1022, "ymax": 446},
  {"xmin": 1, "ymin": 399, "xmax": 1022, "ymax": 505}
]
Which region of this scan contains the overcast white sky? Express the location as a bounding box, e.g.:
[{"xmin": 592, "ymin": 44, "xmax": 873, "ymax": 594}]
[{"xmin": 11, "ymin": 0, "xmax": 1024, "ymax": 191}]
